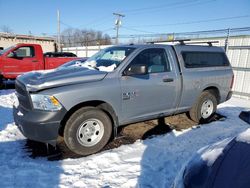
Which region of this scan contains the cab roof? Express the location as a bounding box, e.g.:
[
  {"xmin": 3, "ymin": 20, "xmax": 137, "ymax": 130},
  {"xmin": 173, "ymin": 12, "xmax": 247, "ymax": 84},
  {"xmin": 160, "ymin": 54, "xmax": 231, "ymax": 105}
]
[{"xmin": 115, "ymin": 43, "xmax": 224, "ymax": 52}]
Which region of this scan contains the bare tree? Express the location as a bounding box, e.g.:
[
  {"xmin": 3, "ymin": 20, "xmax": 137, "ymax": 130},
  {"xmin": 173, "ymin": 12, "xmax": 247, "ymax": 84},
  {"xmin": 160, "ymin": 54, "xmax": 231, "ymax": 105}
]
[
  {"xmin": 61, "ymin": 28, "xmax": 74, "ymax": 47},
  {"xmin": 0, "ymin": 25, "xmax": 12, "ymax": 33},
  {"xmin": 61, "ymin": 28, "xmax": 112, "ymax": 47},
  {"xmin": 99, "ymin": 34, "xmax": 111, "ymax": 45}
]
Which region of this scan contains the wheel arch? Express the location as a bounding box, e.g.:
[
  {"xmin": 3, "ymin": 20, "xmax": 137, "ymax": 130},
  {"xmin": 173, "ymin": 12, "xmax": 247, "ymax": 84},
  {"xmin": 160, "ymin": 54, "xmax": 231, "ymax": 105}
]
[
  {"xmin": 59, "ymin": 100, "xmax": 118, "ymax": 137},
  {"xmin": 203, "ymin": 86, "xmax": 220, "ymax": 104}
]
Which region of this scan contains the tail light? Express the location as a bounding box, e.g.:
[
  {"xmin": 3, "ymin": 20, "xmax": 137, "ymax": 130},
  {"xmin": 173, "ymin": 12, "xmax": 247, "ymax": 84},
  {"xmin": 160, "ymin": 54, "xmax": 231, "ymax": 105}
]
[{"xmin": 230, "ymin": 74, "xmax": 234, "ymax": 89}]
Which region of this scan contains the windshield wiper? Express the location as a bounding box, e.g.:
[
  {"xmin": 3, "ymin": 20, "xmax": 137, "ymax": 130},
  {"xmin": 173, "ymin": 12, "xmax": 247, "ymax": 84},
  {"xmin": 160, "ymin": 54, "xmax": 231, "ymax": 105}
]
[{"xmin": 87, "ymin": 64, "xmax": 99, "ymax": 70}]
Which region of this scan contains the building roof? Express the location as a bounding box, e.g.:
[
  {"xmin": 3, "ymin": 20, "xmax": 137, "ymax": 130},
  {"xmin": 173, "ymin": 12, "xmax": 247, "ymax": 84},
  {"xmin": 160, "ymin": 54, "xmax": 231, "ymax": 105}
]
[{"xmin": 0, "ymin": 32, "xmax": 55, "ymax": 42}]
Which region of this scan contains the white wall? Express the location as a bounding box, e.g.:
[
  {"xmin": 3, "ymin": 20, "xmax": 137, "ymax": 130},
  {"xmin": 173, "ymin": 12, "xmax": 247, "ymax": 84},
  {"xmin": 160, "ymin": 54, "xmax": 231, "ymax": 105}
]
[
  {"xmin": 63, "ymin": 45, "xmax": 113, "ymax": 58},
  {"xmin": 227, "ymin": 47, "xmax": 250, "ymax": 100}
]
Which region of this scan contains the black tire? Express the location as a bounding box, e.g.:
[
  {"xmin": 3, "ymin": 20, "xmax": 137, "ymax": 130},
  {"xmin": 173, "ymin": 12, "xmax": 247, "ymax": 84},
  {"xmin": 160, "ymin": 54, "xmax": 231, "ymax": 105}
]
[
  {"xmin": 189, "ymin": 90, "xmax": 217, "ymax": 123},
  {"xmin": 0, "ymin": 76, "xmax": 4, "ymax": 89},
  {"xmin": 64, "ymin": 107, "xmax": 112, "ymax": 156}
]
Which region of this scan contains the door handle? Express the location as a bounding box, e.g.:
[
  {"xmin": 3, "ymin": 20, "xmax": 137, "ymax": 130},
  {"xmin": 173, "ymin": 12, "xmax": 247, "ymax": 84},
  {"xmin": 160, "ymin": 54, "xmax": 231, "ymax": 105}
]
[
  {"xmin": 162, "ymin": 78, "xmax": 174, "ymax": 82},
  {"xmin": 32, "ymin": 60, "xmax": 38, "ymax": 62}
]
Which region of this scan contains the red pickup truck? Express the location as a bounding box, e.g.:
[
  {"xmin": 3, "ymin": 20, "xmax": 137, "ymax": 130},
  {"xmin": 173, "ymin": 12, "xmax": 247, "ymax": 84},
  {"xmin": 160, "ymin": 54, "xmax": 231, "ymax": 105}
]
[{"xmin": 0, "ymin": 43, "xmax": 79, "ymax": 86}]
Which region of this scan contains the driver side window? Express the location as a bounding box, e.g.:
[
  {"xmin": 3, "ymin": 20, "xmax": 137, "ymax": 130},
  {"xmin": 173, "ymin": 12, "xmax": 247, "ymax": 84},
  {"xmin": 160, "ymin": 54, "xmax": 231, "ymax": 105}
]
[
  {"xmin": 130, "ymin": 48, "xmax": 171, "ymax": 73},
  {"xmin": 10, "ymin": 46, "xmax": 35, "ymax": 58}
]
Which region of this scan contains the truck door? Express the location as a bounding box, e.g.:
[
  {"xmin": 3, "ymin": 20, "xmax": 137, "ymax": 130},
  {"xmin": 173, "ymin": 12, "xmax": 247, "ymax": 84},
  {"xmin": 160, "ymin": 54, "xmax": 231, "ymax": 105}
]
[
  {"xmin": 3, "ymin": 46, "xmax": 42, "ymax": 78},
  {"xmin": 120, "ymin": 47, "xmax": 179, "ymax": 123}
]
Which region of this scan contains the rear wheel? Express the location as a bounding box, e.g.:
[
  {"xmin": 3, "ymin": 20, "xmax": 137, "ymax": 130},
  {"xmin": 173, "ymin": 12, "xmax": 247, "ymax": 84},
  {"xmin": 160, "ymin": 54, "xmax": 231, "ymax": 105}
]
[
  {"xmin": 189, "ymin": 90, "xmax": 217, "ymax": 123},
  {"xmin": 64, "ymin": 107, "xmax": 112, "ymax": 156}
]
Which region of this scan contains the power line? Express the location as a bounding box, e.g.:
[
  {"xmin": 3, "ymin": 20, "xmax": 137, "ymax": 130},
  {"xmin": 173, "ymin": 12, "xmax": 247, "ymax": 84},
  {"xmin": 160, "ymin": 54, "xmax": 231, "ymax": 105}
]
[
  {"xmin": 125, "ymin": 15, "xmax": 250, "ymax": 28},
  {"xmin": 60, "ymin": 21, "xmax": 74, "ymax": 28},
  {"xmin": 58, "ymin": 0, "xmax": 216, "ymax": 35},
  {"xmin": 121, "ymin": 0, "xmax": 202, "ymax": 13},
  {"xmin": 60, "ymin": 28, "xmax": 114, "ymax": 38},
  {"xmin": 117, "ymin": 26, "xmax": 250, "ymax": 39},
  {"xmin": 122, "ymin": 0, "xmax": 216, "ymax": 16},
  {"xmin": 60, "ymin": 0, "xmax": 216, "ymax": 32},
  {"xmin": 60, "ymin": 26, "xmax": 250, "ymax": 40},
  {"xmin": 61, "ymin": 26, "xmax": 250, "ymax": 46},
  {"xmin": 62, "ymin": 37, "xmax": 114, "ymax": 45},
  {"xmin": 60, "ymin": 15, "xmax": 114, "ymax": 31},
  {"xmin": 121, "ymin": 26, "xmax": 157, "ymax": 34},
  {"xmin": 77, "ymin": 14, "xmax": 112, "ymax": 28},
  {"xmin": 101, "ymin": 28, "xmax": 115, "ymax": 33},
  {"xmin": 60, "ymin": 19, "xmax": 114, "ymax": 35}
]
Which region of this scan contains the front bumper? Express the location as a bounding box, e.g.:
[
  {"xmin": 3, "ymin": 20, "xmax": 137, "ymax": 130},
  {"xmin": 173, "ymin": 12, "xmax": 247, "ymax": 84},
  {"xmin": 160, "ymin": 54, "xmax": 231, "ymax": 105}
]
[{"xmin": 13, "ymin": 105, "xmax": 67, "ymax": 145}]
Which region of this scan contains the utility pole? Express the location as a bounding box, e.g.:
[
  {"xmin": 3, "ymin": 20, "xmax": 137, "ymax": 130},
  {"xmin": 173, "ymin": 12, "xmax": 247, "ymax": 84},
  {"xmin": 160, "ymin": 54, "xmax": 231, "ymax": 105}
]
[
  {"xmin": 57, "ymin": 10, "xmax": 61, "ymax": 52},
  {"xmin": 224, "ymin": 28, "xmax": 230, "ymax": 53},
  {"xmin": 113, "ymin": 13, "xmax": 125, "ymax": 44}
]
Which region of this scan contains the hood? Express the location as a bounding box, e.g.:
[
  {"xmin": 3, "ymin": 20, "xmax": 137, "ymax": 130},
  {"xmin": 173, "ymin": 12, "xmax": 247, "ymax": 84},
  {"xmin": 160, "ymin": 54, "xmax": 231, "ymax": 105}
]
[{"xmin": 17, "ymin": 66, "xmax": 108, "ymax": 92}]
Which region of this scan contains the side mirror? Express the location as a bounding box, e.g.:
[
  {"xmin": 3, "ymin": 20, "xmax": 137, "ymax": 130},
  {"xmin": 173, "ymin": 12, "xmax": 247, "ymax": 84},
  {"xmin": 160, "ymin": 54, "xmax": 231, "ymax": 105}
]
[{"xmin": 125, "ymin": 64, "xmax": 148, "ymax": 76}]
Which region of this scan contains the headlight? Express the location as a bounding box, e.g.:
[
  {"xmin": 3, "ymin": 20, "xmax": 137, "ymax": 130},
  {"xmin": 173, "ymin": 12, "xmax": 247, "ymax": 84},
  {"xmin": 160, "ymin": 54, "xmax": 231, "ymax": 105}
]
[{"xmin": 30, "ymin": 94, "xmax": 62, "ymax": 111}]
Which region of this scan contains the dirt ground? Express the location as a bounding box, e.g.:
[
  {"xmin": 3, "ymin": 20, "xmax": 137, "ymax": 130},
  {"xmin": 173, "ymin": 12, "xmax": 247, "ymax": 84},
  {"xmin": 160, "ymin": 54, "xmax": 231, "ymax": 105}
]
[{"xmin": 24, "ymin": 112, "xmax": 225, "ymax": 160}]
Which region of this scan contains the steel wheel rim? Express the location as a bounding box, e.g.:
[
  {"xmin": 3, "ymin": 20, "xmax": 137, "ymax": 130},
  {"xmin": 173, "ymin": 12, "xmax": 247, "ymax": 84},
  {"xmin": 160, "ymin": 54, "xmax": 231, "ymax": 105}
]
[
  {"xmin": 201, "ymin": 99, "xmax": 214, "ymax": 119},
  {"xmin": 77, "ymin": 118, "xmax": 104, "ymax": 147}
]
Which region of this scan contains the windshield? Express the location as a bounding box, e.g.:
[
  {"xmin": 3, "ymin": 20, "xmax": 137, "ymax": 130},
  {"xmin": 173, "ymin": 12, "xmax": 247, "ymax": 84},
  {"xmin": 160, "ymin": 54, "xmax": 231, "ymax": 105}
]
[
  {"xmin": 79, "ymin": 47, "xmax": 135, "ymax": 72},
  {"xmin": 59, "ymin": 58, "xmax": 87, "ymax": 68},
  {"xmin": 0, "ymin": 45, "xmax": 16, "ymax": 56}
]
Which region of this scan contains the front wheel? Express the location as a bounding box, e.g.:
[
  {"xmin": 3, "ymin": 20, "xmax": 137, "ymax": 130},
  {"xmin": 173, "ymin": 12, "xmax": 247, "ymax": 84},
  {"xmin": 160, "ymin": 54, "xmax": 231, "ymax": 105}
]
[
  {"xmin": 189, "ymin": 90, "xmax": 218, "ymax": 123},
  {"xmin": 0, "ymin": 76, "xmax": 4, "ymax": 89},
  {"xmin": 64, "ymin": 107, "xmax": 112, "ymax": 156}
]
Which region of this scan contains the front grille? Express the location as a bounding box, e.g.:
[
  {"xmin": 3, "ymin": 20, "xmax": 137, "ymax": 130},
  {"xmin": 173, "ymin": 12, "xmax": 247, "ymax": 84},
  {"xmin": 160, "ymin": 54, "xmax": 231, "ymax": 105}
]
[{"xmin": 15, "ymin": 80, "xmax": 32, "ymax": 110}]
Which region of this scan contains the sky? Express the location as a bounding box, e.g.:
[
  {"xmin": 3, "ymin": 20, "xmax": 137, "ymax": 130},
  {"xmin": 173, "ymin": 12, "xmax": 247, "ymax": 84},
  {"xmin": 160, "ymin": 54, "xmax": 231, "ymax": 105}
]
[{"xmin": 0, "ymin": 0, "xmax": 250, "ymax": 38}]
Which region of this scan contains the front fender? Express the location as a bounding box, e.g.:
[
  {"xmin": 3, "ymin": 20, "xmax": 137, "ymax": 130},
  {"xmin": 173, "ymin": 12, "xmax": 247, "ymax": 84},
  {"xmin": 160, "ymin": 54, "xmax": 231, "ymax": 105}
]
[{"xmin": 37, "ymin": 78, "xmax": 121, "ymax": 122}]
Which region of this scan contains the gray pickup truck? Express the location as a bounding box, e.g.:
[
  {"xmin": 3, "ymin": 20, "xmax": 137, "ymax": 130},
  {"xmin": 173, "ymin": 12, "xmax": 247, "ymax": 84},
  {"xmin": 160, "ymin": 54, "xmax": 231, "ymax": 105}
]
[{"xmin": 13, "ymin": 43, "xmax": 234, "ymax": 156}]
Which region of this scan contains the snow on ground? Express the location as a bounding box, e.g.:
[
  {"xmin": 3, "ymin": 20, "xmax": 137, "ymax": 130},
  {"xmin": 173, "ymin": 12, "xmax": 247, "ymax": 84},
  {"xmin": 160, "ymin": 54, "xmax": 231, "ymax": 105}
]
[
  {"xmin": 237, "ymin": 128, "xmax": 250, "ymax": 144},
  {"xmin": 0, "ymin": 90, "xmax": 250, "ymax": 188}
]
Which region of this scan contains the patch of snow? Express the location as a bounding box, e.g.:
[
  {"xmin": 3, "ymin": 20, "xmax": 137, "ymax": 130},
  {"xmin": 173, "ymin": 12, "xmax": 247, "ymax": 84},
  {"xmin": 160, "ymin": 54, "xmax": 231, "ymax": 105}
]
[
  {"xmin": 0, "ymin": 91, "xmax": 250, "ymax": 187},
  {"xmin": 0, "ymin": 89, "xmax": 16, "ymax": 108},
  {"xmin": 80, "ymin": 60, "xmax": 96, "ymax": 70},
  {"xmin": 77, "ymin": 60, "xmax": 117, "ymax": 72},
  {"xmin": 226, "ymin": 96, "xmax": 250, "ymax": 109},
  {"xmin": 172, "ymin": 127, "xmax": 192, "ymax": 137},
  {"xmin": 236, "ymin": 128, "xmax": 250, "ymax": 144},
  {"xmin": 71, "ymin": 60, "xmax": 84, "ymax": 67},
  {"xmin": 199, "ymin": 137, "xmax": 233, "ymax": 164},
  {"xmin": 98, "ymin": 64, "xmax": 116, "ymax": 72},
  {"xmin": 174, "ymin": 137, "xmax": 232, "ymax": 187},
  {"xmin": 201, "ymin": 147, "xmax": 224, "ymax": 166},
  {"xmin": 24, "ymin": 69, "xmax": 56, "ymax": 75}
]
